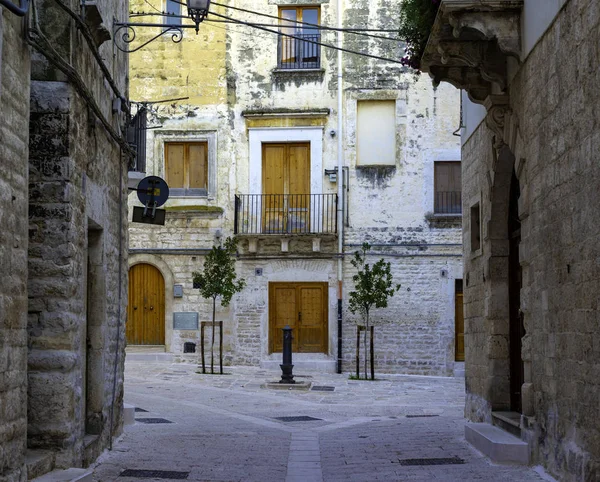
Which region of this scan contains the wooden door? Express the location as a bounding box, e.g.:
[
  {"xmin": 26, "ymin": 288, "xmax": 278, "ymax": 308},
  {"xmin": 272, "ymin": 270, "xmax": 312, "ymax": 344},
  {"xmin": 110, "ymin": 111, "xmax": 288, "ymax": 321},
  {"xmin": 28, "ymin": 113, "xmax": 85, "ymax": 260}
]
[
  {"xmin": 127, "ymin": 264, "xmax": 165, "ymax": 345},
  {"xmin": 262, "ymin": 143, "xmax": 310, "ymax": 233},
  {"xmin": 454, "ymin": 279, "xmax": 464, "ymax": 361},
  {"xmin": 269, "ymin": 282, "xmax": 327, "ymax": 354}
]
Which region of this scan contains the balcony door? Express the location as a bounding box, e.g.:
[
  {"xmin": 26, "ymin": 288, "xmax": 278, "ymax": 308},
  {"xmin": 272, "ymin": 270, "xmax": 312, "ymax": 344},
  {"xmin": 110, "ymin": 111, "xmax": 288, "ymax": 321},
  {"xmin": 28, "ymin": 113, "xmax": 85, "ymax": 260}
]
[
  {"xmin": 269, "ymin": 282, "xmax": 328, "ymax": 354},
  {"xmin": 262, "ymin": 143, "xmax": 310, "ymax": 233}
]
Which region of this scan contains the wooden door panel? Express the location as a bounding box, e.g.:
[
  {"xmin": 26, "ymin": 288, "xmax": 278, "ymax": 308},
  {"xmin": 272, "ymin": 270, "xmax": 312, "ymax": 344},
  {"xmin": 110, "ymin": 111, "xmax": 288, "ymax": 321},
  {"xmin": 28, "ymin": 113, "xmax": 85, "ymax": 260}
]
[
  {"xmin": 127, "ymin": 264, "xmax": 165, "ymax": 345},
  {"xmin": 270, "ymin": 285, "xmax": 297, "ymax": 353},
  {"xmin": 262, "ymin": 144, "xmax": 286, "ymax": 232},
  {"xmin": 288, "ymin": 144, "xmax": 310, "ymax": 194},
  {"xmin": 298, "ymin": 285, "xmax": 326, "ymax": 353},
  {"xmin": 288, "ymin": 144, "xmax": 310, "ymax": 233}
]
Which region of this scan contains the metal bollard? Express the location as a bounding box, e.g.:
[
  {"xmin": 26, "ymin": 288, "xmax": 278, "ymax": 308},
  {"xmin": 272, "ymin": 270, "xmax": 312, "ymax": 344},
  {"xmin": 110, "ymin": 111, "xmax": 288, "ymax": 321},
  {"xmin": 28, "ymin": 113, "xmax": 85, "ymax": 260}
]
[{"xmin": 279, "ymin": 325, "xmax": 295, "ymax": 384}]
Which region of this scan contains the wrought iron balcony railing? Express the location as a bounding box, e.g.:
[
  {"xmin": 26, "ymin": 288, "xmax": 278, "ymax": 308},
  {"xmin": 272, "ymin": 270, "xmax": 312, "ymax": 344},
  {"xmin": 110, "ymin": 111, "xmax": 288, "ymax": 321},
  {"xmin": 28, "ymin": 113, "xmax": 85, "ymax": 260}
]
[
  {"xmin": 278, "ymin": 33, "xmax": 321, "ymax": 70},
  {"xmin": 234, "ymin": 194, "xmax": 337, "ymax": 235},
  {"xmin": 434, "ymin": 191, "xmax": 462, "ymax": 214}
]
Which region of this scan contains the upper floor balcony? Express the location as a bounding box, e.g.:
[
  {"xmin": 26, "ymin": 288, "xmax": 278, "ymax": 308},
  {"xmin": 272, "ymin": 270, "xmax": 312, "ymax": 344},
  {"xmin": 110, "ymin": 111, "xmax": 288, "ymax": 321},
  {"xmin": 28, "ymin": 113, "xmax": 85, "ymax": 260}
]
[{"xmin": 234, "ymin": 194, "xmax": 337, "ymax": 236}]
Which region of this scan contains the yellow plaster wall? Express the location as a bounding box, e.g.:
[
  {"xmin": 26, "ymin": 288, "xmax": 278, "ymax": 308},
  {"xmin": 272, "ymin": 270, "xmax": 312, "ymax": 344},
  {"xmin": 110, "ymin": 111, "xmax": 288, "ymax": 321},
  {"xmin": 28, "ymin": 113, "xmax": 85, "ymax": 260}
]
[{"xmin": 129, "ymin": 0, "xmax": 227, "ymax": 105}]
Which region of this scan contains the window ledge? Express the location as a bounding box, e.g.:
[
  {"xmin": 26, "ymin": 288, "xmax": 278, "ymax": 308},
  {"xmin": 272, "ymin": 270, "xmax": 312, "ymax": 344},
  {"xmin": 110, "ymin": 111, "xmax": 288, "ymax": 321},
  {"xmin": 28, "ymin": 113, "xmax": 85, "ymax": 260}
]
[
  {"xmin": 272, "ymin": 68, "xmax": 325, "ymax": 83},
  {"xmin": 425, "ymin": 213, "xmax": 462, "ymax": 228},
  {"xmin": 164, "ymin": 205, "xmax": 223, "ymax": 219},
  {"xmin": 273, "ymin": 68, "xmax": 325, "ymax": 73}
]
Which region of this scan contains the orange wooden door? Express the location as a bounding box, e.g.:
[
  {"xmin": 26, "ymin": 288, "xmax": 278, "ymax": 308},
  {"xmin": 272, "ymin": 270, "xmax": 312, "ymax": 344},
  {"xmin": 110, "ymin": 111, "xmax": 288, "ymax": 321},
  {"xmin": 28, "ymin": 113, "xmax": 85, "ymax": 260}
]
[
  {"xmin": 127, "ymin": 264, "xmax": 165, "ymax": 345},
  {"xmin": 455, "ymin": 280, "xmax": 464, "ymax": 361},
  {"xmin": 269, "ymin": 282, "xmax": 327, "ymax": 354},
  {"xmin": 262, "ymin": 143, "xmax": 310, "ymax": 233}
]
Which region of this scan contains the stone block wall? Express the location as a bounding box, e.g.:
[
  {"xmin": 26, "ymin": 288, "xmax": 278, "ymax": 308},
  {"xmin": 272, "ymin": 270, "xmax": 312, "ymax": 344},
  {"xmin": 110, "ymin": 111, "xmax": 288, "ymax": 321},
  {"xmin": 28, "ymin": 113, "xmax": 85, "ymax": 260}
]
[
  {"xmin": 0, "ymin": 10, "xmax": 31, "ymax": 482},
  {"xmin": 342, "ymin": 252, "xmax": 462, "ymax": 376},
  {"xmin": 462, "ymin": 0, "xmax": 600, "ymax": 479},
  {"xmin": 25, "ymin": 0, "xmax": 129, "ymax": 471}
]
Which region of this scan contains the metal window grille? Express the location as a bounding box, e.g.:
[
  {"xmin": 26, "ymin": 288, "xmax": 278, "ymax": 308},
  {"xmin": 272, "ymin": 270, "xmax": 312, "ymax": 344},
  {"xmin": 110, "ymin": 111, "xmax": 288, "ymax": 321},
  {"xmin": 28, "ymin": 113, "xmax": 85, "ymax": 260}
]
[
  {"xmin": 127, "ymin": 106, "xmax": 147, "ymax": 172},
  {"xmin": 434, "ymin": 191, "xmax": 462, "ymax": 214}
]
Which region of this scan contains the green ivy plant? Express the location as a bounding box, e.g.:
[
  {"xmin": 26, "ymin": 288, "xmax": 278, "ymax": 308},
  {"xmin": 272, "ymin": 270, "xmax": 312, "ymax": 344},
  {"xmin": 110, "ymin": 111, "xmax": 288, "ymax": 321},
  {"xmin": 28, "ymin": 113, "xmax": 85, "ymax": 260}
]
[
  {"xmin": 348, "ymin": 243, "xmax": 401, "ymax": 380},
  {"xmin": 192, "ymin": 237, "xmax": 246, "ymax": 374},
  {"xmin": 398, "ymin": 0, "xmax": 441, "ymax": 71}
]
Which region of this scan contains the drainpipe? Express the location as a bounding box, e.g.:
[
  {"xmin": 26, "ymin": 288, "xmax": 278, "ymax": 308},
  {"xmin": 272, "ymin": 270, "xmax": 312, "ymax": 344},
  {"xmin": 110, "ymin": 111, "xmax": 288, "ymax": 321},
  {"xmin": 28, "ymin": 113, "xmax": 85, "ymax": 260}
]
[{"xmin": 336, "ymin": 0, "xmax": 344, "ymax": 374}]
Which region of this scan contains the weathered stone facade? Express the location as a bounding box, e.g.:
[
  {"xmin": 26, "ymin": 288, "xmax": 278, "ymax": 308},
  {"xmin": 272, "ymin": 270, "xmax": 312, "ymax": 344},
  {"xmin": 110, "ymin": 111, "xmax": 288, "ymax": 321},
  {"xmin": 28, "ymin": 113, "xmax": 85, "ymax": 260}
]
[
  {"xmin": 423, "ymin": 0, "xmax": 600, "ymax": 479},
  {"xmin": 128, "ymin": 0, "xmax": 462, "ymax": 375},
  {"xmin": 0, "ymin": 9, "xmax": 30, "ymax": 482},
  {"xmin": 0, "ymin": 0, "xmax": 129, "ymax": 480}
]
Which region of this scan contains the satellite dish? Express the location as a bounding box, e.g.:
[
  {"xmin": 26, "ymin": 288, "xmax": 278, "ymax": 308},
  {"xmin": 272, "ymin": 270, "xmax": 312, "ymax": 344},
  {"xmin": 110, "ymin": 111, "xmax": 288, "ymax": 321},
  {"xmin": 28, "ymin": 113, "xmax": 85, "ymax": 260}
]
[{"xmin": 137, "ymin": 176, "xmax": 169, "ymax": 207}]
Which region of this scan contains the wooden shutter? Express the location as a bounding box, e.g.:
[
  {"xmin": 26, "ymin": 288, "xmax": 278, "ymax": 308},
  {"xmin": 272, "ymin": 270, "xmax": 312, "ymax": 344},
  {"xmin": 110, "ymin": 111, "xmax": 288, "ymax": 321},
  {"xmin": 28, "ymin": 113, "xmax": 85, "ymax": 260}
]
[
  {"xmin": 188, "ymin": 143, "xmax": 207, "ymax": 193},
  {"xmin": 165, "ymin": 143, "xmax": 185, "ymax": 188}
]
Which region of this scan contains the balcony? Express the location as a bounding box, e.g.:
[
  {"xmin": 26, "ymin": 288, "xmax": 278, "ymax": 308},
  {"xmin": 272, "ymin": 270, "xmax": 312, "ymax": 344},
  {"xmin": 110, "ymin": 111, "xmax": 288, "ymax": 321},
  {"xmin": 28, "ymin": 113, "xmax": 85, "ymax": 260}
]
[
  {"xmin": 435, "ymin": 191, "xmax": 462, "ymax": 215},
  {"xmin": 234, "ymin": 194, "xmax": 337, "ymax": 236},
  {"xmin": 278, "ymin": 34, "xmax": 321, "ymax": 70}
]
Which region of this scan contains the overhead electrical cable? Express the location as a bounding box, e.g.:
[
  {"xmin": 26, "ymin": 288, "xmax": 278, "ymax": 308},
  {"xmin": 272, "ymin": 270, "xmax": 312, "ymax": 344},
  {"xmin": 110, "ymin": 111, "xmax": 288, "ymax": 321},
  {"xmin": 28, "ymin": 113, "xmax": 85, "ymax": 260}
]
[
  {"xmin": 209, "ymin": 1, "xmax": 402, "ymax": 36},
  {"xmin": 128, "ymin": 11, "xmax": 402, "ymax": 41},
  {"xmin": 206, "ymin": 10, "xmax": 404, "ymax": 65}
]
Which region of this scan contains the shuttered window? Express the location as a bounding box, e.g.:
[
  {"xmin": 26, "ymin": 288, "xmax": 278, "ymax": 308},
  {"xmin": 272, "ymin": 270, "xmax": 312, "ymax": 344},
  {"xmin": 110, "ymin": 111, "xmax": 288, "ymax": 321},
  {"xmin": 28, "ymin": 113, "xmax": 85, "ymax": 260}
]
[
  {"xmin": 165, "ymin": 142, "xmax": 208, "ymax": 196},
  {"xmin": 434, "ymin": 161, "xmax": 461, "ymax": 214},
  {"xmin": 278, "ymin": 7, "xmax": 321, "ymax": 69}
]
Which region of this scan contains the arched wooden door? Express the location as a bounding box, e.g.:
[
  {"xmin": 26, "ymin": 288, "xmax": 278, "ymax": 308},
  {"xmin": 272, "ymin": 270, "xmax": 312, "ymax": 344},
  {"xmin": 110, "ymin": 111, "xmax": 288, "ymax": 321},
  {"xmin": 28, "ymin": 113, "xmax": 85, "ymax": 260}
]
[{"xmin": 127, "ymin": 264, "xmax": 165, "ymax": 345}]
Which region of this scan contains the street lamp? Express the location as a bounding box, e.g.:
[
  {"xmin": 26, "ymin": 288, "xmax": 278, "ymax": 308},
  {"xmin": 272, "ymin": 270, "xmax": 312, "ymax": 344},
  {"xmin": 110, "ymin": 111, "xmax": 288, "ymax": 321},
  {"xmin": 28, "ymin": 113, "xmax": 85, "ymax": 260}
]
[
  {"xmin": 187, "ymin": 0, "xmax": 211, "ymax": 33},
  {"xmin": 113, "ymin": 0, "xmax": 211, "ymax": 53}
]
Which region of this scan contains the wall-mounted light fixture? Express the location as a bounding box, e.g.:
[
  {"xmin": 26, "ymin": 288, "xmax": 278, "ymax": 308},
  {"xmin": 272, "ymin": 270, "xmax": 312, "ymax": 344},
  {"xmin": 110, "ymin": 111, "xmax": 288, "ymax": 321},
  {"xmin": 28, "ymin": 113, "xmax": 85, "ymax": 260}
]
[
  {"xmin": 187, "ymin": 0, "xmax": 211, "ymax": 32},
  {"xmin": 114, "ymin": 0, "xmax": 211, "ymax": 53}
]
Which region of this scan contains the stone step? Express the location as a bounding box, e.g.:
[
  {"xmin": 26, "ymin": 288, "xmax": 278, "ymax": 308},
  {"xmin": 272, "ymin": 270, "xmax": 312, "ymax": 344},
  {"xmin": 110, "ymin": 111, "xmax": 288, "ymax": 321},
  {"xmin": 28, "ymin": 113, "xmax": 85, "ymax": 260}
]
[
  {"xmin": 125, "ymin": 352, "xmax": 173, "ymax": 362},
  {"xmin": 260, "ymin": 359, "xmax": 337, "ymax": 373},
  {"xmin": 31, "ymin": 468, "xmax": 92, "ymax": 482},
  {"xmin": 125, "ymin": 345, "xmax": 166, "ymax": 353},
  {"xmin": 492, "ymin": 411, "xmax": 521, "ymax": 438},
  {"xmin": 123, "ymin": 403, "xmax": 136, "ymax": 425},
  {"xmin": 26, "ymin": 449, "xmax": 55, "ymax": 480},
  {"xmin": 465, "ymin": 422, "xmax": 529, "ymax": 465}
]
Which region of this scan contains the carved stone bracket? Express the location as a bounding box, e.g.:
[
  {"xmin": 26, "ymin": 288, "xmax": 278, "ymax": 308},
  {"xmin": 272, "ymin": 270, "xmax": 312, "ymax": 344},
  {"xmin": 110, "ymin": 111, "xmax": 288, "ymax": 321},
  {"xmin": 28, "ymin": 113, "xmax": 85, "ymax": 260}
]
[
  {"xmin": 484, "ymin": 95, "xmax": 511, "ymax": 148},
  {"xmin": 421, "ymin": 0, "xmax": 523, "ymax": 105}
]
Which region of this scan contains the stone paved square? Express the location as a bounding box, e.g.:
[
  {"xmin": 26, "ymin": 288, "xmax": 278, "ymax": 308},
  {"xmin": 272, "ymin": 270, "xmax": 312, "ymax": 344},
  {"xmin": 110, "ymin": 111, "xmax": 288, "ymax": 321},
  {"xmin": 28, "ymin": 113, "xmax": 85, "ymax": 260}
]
[{"xmin": 90, "ymin": 362, "xmax": 555, "ymax": 481}]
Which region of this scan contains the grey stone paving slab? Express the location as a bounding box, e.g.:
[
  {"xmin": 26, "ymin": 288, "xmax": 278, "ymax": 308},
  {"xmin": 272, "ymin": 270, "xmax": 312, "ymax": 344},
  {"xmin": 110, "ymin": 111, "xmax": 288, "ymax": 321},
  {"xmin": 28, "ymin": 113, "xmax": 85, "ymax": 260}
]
[{"xmin": 90, "ymin": 363, "xmax": 555, "ymax": 482}]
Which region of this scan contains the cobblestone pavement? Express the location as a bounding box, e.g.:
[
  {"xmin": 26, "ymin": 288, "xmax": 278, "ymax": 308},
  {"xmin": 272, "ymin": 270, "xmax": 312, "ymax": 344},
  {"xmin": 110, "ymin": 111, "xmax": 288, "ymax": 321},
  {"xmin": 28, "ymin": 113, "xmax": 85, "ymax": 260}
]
[{"xmin": 91, "ymin": 362, "xmax": 555, "ymax": 482}]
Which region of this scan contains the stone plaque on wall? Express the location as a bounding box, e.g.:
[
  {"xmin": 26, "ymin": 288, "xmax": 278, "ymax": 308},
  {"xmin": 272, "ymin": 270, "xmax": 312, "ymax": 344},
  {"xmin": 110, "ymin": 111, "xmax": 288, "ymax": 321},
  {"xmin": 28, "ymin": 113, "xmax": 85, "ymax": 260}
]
[{"xmin": 173, "ymin": 312, "xmax": 198, "ymax": 330}]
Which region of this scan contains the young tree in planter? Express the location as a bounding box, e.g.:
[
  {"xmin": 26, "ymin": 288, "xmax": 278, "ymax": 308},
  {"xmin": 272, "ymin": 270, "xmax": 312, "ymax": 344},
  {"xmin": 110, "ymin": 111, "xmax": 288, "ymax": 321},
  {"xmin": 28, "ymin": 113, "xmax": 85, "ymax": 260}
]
[
  {"xmin": 348, "ymin": 243, "xmax": 401, "ymax": 380},
  {"xmin": 192, "ymin": 237, "xmax": 245, "ymax": 374}
]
